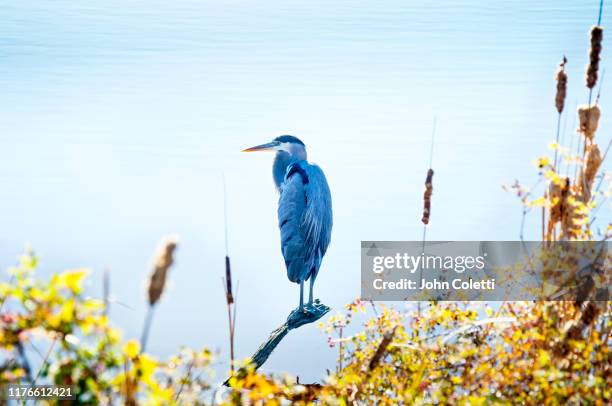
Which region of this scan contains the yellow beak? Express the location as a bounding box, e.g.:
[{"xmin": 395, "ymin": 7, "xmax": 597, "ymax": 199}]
[{"xmin": 242, "ymin": 141, "xmax": 279, "ymax": 152}]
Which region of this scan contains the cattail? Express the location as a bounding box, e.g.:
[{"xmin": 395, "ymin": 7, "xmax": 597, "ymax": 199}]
[
  {"xmin": 555, "ymin": 56, "xmax": 568, "ymax": 113},
  {"xmin": 560, "ymin": 185, "xmax": 584, "ymax": 240},
  {"xmin": 140, "ymin": 235, "xmax": 178, "ymax": 353},
  {"xmin": 548, "ymin": 180, "xmax": 564, "ymax": 223},
  {"xmin": 556, "ymin": 301, "xmax": 604, "ymax": 357},
  {"xmin": 586, "ymin": 26, "xmax": 603, "ymax": 89},
  {"xmin": 547, "ymin": 177, "xmax": 570, "ymax": 241},
  {"xmin": 223, "ymin": 254, "xmax": 237, "ymax": 372},
  {"xmin": 225, "ymin": 256, "xmax": 234, "ymax": 304},
  {"xmin": 421, "ymin": 169, "xmax": 434, "ymax": 225},
  {"xmin": 147, "ymin": 236, "xmax": 178, "ymax": 306},
  {"xmin": 577, "ymin": 104, "xmax": 601, "ymax": 141},
  {"xmin": 547, "ymin": 181, "xmax": 561, "ymax": 241},
  {"xmin": 581, "ymin": 143, "xmax": 602, "ymax": 201},
  {"xmin": 583, "ymin": 144, "xmax": 602, "ymax": 188}
]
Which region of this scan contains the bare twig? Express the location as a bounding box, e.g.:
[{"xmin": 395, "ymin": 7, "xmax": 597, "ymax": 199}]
[
  {"xmin": 175, "ymin": 357, "xmax": 196, "ymax": 402},
  {"xmin": 32, "ymin": 336, "xmax": 57, "ymax": 385},
  {"xmin": 103, "ymin": 268, "xmax": 110, "ymax": 317},
  {"xmin": 367, "ymin": 327, "xmax": 397, "ymax": 372}
]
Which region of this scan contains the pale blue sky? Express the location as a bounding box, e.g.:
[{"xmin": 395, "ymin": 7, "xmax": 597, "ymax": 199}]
[{"xmin": 0, "ymin": 0, "xmax": 610, "ymax": 382}]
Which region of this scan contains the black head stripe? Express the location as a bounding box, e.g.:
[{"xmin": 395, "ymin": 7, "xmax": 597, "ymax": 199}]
[{"xmin": 274, "ymin": 135, "xmax": 305, "ymax": 146}]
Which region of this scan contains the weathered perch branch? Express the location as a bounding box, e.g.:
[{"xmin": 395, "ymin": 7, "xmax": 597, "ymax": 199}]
[{"xmin": 224, "ymin": 300, "xmax": 330, "ymax": 386}]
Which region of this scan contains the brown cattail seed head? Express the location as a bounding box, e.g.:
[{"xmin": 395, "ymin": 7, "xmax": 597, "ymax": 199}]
[
  {"xmin": 557, "ymin": 179, "xmax": 582, "ymax": 240},
  {"xmin": 555, "ymin": 56, "xmax": 568, "ymax": 113},
  {"xmin": 581, "ymin": 143, "xmax": 602, "ymax": 201},
  {"xmin": 421, "ymin": 168, "xmax": 434, "ymax": 225},
  {"xmin": 584, "ymin": 144, "xmax": 602, "ymax": 186},
  {"xmin": 546, "ymin": 177, "xmax": 570, "ymax": 241},
  {"xmin": 586, "ymin": 26, "xmax": 603, "ymax": 89},
  {"xmin": 225, "ymin": 256, "xmax": 234, "ymax": 304},
  {"xmin": 561, "ymin": 191, "xmax": 583, "ymax": 240},
  {"xmin": 548, "ymin": 178, "xmax": 568, "ymax": 224},
  {"xmin": 147, "ymin": 235, "xmax": 178, "ymax": 306},
  {"xmin": 577, "ymin": 104, "xmax": 601, "ymax": 140}
]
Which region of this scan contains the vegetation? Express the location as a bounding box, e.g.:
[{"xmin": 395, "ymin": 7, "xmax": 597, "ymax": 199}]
[
  {"xmin": 0, "ymin": 259, "xmax": 609, "ymax": 404},
  {"xmin": 1, "ymin": 18, "xmax": 610, "ymax": 406}
]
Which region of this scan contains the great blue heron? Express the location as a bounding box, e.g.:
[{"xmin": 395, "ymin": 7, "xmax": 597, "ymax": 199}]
[{"xmin": 243, "ymin": 135, "xmax": 333, "ymax": 312}]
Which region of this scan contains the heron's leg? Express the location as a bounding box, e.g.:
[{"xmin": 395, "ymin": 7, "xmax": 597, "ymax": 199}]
[
  {"xmin": 308, "ymin": 276, "xmax": 315, "ymax": 305},
  {"xmin": 299, "ymin": 281, "xmax": 304, "ymax": 310}
]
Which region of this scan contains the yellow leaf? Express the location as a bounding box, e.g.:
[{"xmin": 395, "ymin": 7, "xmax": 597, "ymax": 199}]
[
  {"xmin": 536, "ymin": 156, "xmax": 550, "ymax": 168},
  {"xmin": 58, "ymin": 269, "xmax": 89, "ymax": 294},
  {"xmin": 0, "ymin": 283, "xmax": 12, "ymax": 297},
  {"xmin": 123, "ymin": 339, "xmax": 141, "ymax": 359},
  {"xmin": 59, "ymin": 300, "xmax": 75, "ymax": 322},
  {"xmin": 528, "ymin": 197, "xmax": 547, "ymax": 207},
  {"xmin": 107, "ymin": 327, "xmax": 122, "ymax": 344},
  {"xmin": 537, "ymin": 350, "xmax": 550, "ymax": 367}
]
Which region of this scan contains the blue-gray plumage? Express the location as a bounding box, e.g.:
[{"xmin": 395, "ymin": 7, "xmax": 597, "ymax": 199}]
[{"xmin": 243, "ymin": 135, "xmax": 333, "ymax": 311}]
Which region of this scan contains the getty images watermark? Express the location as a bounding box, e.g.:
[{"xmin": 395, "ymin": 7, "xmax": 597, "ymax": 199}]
[{"xmin": 361, "ymin": 241, "xmax": 610, "ymax": 301}]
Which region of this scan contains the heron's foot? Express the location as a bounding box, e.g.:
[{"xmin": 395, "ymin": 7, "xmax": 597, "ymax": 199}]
[
  {"xmin": 304, "ymin": 299, "xmax": 325, "ymax": 313},
  {"xmin": 287, "ymin": 299, "xmax": 330, "ymax": 330}
]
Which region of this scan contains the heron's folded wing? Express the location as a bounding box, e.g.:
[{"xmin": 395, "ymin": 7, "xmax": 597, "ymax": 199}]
[
  {"xmin": 302, "ymin": 164, "xmax": 333, "ymax": 266},
  {"xmin": 278, "ymin": 167, "xmax": 308, "ymax": 283}
]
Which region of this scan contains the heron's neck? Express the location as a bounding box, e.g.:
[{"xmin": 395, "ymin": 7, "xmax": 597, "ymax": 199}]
[{"xmin": 273, "ymin": 151, "xmax": 305, "ymax": 190}]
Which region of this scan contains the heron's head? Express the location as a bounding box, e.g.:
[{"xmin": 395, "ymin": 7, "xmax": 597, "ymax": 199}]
[{"xmin": 242, "ymin": 135, "xmax": 307, "ymax": 161}]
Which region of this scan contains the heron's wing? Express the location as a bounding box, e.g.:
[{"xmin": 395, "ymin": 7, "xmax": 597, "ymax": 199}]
[
  {"xmin": 301, "ymin": 163, "xmax": 333, "ymax": 264},
  {"xmin": 278, "ymin": 165, "xmax": 308, "ymax": 283},
  {"xmin": 278, "ymin": 161, "xmax": 333, "ymax": 283}
]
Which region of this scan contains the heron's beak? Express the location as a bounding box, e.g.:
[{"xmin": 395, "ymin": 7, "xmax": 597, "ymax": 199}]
[{"xmin": 242, "ymin": 141, "xmax": 279, "ymax": 152}]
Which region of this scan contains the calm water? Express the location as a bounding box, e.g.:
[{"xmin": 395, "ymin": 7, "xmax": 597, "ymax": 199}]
[{"xmin": 0, "ymin": 0, "xmax": 609, "ymax": 382}]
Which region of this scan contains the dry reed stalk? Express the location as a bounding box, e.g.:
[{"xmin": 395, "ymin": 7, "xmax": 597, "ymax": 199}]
[
  {"xmin": 577, "ymin": 104, "xmax": 601, "ymax": 141},
  {"xmin": 542, "ymin": 190, "xmax": 546, "ymax": 241},
  {"xmin": 418, "ymin": 119, "xmax": 436, "ymax": 317},
  {"xmin": 124, "ymin": 359, "xmax": 137, "ymax": 406},
  {"xmin": 421, "ymin": 169, "xmax": 434, "ymax": 225},
  {"xmin": 223, "ymin": 255, "xmax": 238, "ymax": 372},
  {"xmin": 586, "ymin": 26, "xmax": 604, "ymax": 90},
  {"xmin": 103, "ymin": 268, "xmax": 110, "ymax": 317},
  {"xmin": 555, "ymin": 56, "xmax": 568, "ymax": 114},
  {"xmin": 221, "ymin": 174, "xmax": 238, "ymax": 373},
  {"xmin": 418, "ymin": 167, "xmax": 434, "ymax": 318}
]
